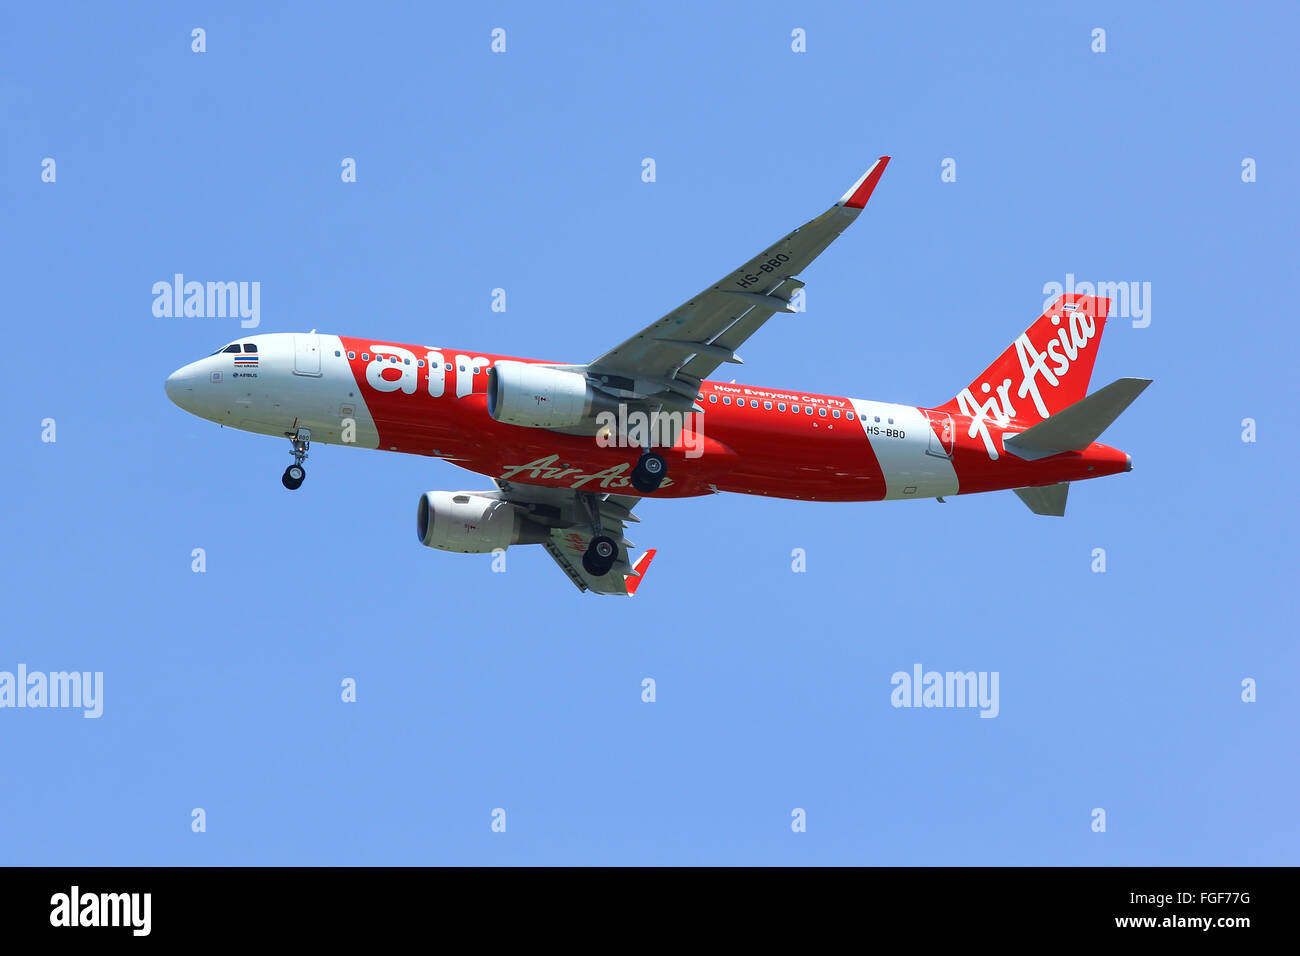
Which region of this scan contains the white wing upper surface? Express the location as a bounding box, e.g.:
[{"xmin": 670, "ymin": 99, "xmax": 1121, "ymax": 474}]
[
  {"xmin": 485, "ymin": 159, "xmax": 890, "ymax": 594},
  {"xmin": 587, "ymin": 157, "xmax": 890, "ymax": 390}
]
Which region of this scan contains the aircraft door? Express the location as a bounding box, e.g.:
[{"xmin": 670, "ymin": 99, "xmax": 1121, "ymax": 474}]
[
  {"xmin": 294, "ymin": 333, "xmax": 322, "ymax": 376},
  {"xmin": 925, "ymin": 410, "xmax": 955, "ymax": 458}
]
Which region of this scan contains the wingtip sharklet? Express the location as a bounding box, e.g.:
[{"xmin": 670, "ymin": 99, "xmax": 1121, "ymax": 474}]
[
  {"xmin": 625, "ymin": 548, "xmax": 657, "ymax": 596},
  {"xmin": 838, "ymin": 156, "xmax": 891, "ymax": 209}
]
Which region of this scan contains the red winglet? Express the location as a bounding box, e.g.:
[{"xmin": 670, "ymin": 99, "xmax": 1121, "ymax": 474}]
[
  {"xmin": 838, "ymin": 156, "xmax": 891, "ymax": 209},
  {"xmin": 625, "ymin": 549, "xmax": 657, "ymax": 596}
]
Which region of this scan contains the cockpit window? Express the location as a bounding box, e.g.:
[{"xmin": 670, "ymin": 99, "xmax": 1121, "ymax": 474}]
[
  {"xmin": 223, "ymin": 344, "xmax": 242, "ymax": 354},
  {"xmin": 243, "ymin": 343, "xmax": 257, "ymax": 353}
]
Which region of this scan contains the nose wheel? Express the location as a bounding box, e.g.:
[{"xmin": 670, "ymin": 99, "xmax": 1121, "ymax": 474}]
[
  {"xmin": 282, "ymin": 428, "xmax": 310, "ymax": 491},
  {"xmin": 630, "ymin": 451, "xmax": 667, "ymax": 494}
]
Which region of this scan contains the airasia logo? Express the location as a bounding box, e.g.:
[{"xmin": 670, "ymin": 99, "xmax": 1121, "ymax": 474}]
[
  {"xmin": 955, "ymin": 307, "xmax": 1098, "ymax": 459},
  {"xmin": 500, "ymin": 454, "xmax": 675, "ymax": 490},
  {"xmin": 361, "ymin": 344, "xmax": 489, "ymax": 399}
]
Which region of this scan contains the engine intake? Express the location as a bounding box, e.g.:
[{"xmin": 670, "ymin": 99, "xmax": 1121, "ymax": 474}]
[
  {"xmin": 417, "ymin": 491, "xmax": 550, "ymax": 554},
  {"xmin": 487, "ymin": 361, "xmax": 614, "ymax": 428}
]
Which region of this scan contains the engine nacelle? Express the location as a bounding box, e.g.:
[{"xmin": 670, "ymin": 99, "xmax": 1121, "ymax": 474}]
[
  {"xmin": 416, "ymin": 491, "xmax": 550, "ymax": 554},
  {"xmin": 487, "ymin": 361, "xmax": 611, "ymax": 428}
]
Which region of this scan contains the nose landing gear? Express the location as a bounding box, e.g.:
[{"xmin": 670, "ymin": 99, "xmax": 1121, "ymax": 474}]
[{"xmin": 282, "ymin": 428, "xmax": 310, "ymax": 490}]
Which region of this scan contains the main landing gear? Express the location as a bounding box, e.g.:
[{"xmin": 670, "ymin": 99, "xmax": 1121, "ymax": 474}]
[
  {"xmin": 582, "ymin": 535, "xmax": 618, "ymax": 577},
  {"xmin": 630, "ymin": 451, "xmax": 667, "ymax": 494},
  {"xmin": 281, "ymin": 428, "xmax": 310, "ymax": 490},
  {"xmin": 577, "ymin": 492, "xmax": 619, "ymax": 577}
]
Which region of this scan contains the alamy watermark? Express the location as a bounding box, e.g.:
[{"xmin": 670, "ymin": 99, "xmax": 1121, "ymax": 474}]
[
  {"xmin": 890, "ymin": 664, "xmax": 999, "ymax": 718},
  {"xmin": 594, "ymin": 406, "xmax": 704, "ymax": 458},
  {"xmin": 1042, "ymin": 274, "xmax": 1150, "ymax": 328},
  {"xmin": 50, "ymin": 886, "xmax": 150, "ymax": 936},
  {"xmin": 152, "ymin": 274, "xmax": 260, "ymax": 328},
  {"xmin": 0, "ymin": 665, "xmax": 103, "ymax": 718}
]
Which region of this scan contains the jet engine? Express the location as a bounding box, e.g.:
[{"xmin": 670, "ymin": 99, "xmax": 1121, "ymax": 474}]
[
  {"xmin": 416, "ymin": 491, "xmax": 550, "ymax": 554},
  {"xmin": 487, "ymin": 361, "xmax": 615, "ymax": 428}
]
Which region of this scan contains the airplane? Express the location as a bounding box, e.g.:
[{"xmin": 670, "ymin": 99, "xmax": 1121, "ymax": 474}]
[{"xmin": 165, "ymin": 156, "xmax": 1151, "ymax": 595}]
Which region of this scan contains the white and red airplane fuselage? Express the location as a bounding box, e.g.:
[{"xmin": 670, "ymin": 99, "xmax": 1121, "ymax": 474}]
[
  {"xmin": 165, "ymin": 316, "xmax": 1130, "ymax": 503},
  {"xmin": 165, "ymin": 158, "xmax": 1148, "ymax": 593}
]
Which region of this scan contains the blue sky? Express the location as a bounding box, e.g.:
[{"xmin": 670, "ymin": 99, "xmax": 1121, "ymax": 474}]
[{"xmin": 2, "ymin": 1, "xmax": 1295, "ymax": 865}]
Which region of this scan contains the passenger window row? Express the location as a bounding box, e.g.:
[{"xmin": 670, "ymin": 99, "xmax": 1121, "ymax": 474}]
[
  {"xmin": 705, "ymin": 393, "xmax": 854, "ymax": 420},
  {"xmin": 343, "ymin": 350, "xmax": 483, "ymax": 373}
]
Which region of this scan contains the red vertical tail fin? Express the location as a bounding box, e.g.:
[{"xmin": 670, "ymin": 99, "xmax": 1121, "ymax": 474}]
[{"xmin": 938, "ymin": 294, "xmax": 1110, "ymax": 426}]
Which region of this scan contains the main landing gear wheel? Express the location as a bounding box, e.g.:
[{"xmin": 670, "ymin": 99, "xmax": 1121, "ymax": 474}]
[
  {"xmin": 630, "ymin": 451, "xmax": 667, "ymax": 494},
  {"xmin": 282, "ymin": 427, "xmax": 311, "ymax": 490},
  {"xmin": 582, "ymin": 535, "xmax": 618, "ymax": 577}
]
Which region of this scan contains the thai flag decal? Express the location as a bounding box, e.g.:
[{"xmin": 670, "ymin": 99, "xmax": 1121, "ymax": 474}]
[{"xmin": 234, "ymin": 353, "xmax": 258, "ymax": 367}]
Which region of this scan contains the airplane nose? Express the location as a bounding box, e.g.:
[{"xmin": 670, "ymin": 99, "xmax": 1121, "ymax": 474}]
[{"xmin": 165, "ymin": 365, "xmax": 196, "ymax": 408}]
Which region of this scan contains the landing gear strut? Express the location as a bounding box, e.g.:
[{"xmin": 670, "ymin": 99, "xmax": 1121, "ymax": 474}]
[
  {"xmin": 630, "ymin": 451, "xmax": 667, "ymax": 494},
  {"xmin": 282, "ymin": 428, "xmax": 310, "ymax": 490},
  {"xmin": 578, "ymin": 492, "xmax": 618, "ymax": 576}
]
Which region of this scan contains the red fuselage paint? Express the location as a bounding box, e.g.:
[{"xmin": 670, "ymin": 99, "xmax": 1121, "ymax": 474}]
[{"xmin": 336, "ymin": 336, "xmax": 1129, "ymax": 502}]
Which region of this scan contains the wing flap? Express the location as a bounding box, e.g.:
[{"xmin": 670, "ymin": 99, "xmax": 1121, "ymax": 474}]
[
  {"xmin": 543, "ymin": 525, "xmax": 648, "ymax": 596},
  {"xmin": 495, "ymin": 480, "xmax": 653, "ymax": 595}
]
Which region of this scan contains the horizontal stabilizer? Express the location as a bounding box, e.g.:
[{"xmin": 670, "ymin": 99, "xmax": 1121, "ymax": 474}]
[
  {"xmin": 1014, "ymin": 482, "xmax": 1069, "ymax": 516},
  {"xmin": 1004, "ymin": 377, "xmax": 1152, "ymax": 456}
]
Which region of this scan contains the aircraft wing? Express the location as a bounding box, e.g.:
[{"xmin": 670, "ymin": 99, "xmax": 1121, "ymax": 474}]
[
  {"xmin": 543, "ymin": 528, "xmax": 657, "ymax": 596},
  {"xmin": 586, "ymin": 157, "xmax": 890, "ymax": 392},
  {"xmin": 493, "ymin": 480, "xmax": 656, "ymax": 596}
]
